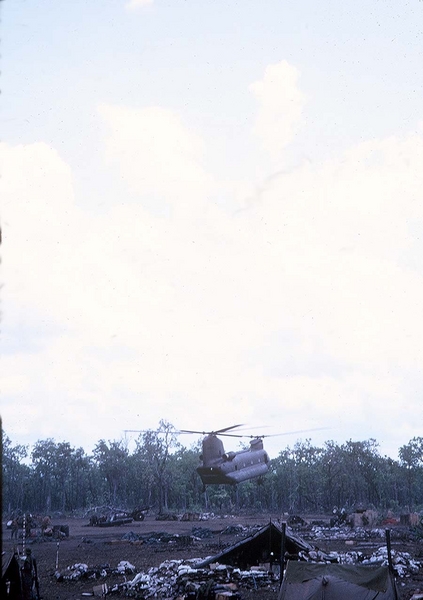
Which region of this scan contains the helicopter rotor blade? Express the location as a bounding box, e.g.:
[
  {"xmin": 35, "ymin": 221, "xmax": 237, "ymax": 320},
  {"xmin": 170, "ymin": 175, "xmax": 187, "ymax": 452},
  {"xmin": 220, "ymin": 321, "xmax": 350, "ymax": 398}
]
[
  {"xmin": 179, "ymin": 424, "xmax": 245, "ymax": 436},
  {"xmin": 260, "ymin": 427, "xmax": 329, "ymax": 438},
  {"xmin": 238, "ymin": 427, "xmax": 330, "ymax": 439},
  {"xmin": 214, "ymin": 424, "xmax": 245, "ymax": 434},
  {"xmin": 179, "ymin": 425, "xmax": 329, "ymax": 439},
  {"xmin": 203, "ymin": 427, "xmax": 330, "ymax": 440}
]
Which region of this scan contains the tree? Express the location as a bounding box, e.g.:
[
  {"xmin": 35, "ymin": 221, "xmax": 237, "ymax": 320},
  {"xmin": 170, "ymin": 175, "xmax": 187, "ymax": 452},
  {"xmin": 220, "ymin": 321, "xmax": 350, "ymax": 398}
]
[
  {"xmin": 166, "ymin": 443, "xmax": 203, "ymax": 510},
  {"xmin": 320, "ymin": 441, "xmax": 347, "ymax": 510},
  {"xmin": 92, "ymin": 439, "xmax": 129, "ymax": 506},
  {"xmin": 399, "ymin": 437, "xmax": 423, "ymax": 508},
  {"xmin": 291, "ymin": 440, "xmax": 324, "ymax": 511},
  {"xmin": 5, "ymin": 426, "xmax": 423, "ymax": 514},
  {"xmin": 2, "ymin": 429, "xmax": 30, "ymax": 512},
  {"xmin": 134, "ymin": 420, "xmax": 178, "ymax": 514},
  {"xmin": 31, "ymin": 439, "xmax": 59, "ymax": 512},
  {"xmin": 31, "ymin": 439, "xmax": 91, "ymax": 511}
]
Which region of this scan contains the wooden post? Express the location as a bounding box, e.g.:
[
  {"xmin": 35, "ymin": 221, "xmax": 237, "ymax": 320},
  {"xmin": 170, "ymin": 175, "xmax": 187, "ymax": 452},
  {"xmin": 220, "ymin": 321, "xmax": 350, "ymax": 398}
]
[
  {"xmin": 280, "ymin": 521, "xmax": 286, "ymax": 586},
  {"xmin": 386, "ymin": 529, "xmax": 399, "ymax": 600},
  {"xmin": 269, "ymin": 518, "xmax": 273, "ymax": 573},
  {"xmin": 385, "ymin": 529, "xmax": 394, "ymax": 574},
  {"xmin": 56, "ymin": 540, "xmax": 60, "ymax": 570}
]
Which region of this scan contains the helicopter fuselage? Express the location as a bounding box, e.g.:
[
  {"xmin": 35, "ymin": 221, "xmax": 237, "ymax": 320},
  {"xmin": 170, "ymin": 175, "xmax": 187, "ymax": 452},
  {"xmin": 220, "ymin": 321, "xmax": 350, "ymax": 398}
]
[{"xmin": 197, "ymin": 434, "xmax": 270, "ymax": 486}]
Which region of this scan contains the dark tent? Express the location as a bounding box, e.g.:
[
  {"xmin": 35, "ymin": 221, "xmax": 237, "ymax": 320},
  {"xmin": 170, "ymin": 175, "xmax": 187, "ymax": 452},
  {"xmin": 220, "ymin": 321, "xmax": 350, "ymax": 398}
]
[
  {"xmin": 278, "ymin": 561, "xmax": 399, "ymax": 600},
  {"xmin": 1, "ymin": 552, "xmax": 22, "ymax": 599},
  {"xmin": 195, "ymin": 521, "xmax": 315, "ymax": 570}
]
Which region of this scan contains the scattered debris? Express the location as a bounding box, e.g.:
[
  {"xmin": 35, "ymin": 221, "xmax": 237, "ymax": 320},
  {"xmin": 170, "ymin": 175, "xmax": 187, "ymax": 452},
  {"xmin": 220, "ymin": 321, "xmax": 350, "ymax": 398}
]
[
  {"xmin": 121, "ymin": 531, "xmax": 143, "ymax": 542},
  {"xmin": 181, "ymin": 512, "xmax": 202, "ymax": 521},
  {"xmin": 117, "ymin": 558, "xmax": 276, "ymax": 597},
  {"xmin": 116, "ymin": 561, "xmax": 136, "ymax": 574},
  {"xmin": 55, "ymin": 560, "xmax": 135, "ymax": 582},
  {"xmin": 192, "ymin": 527, "xmax": 214, "ymax": 539},
  {"xmin": 50, "ymin": 516, "xmax": 423, "ymax": 598},
  {"xmin": 155, "ymin": 513, "xmax": 179, "ymax": 521},
  {"xmin": 220, "ymin": 525, "xmax": 246, "ymax": 536},
  {"xmin": 287, "ymin": 515, "xmax": 308, "ymax": 527},
  {"xmin": 362, "ymin": 547, "xmax": 421, "ymax": 577}
]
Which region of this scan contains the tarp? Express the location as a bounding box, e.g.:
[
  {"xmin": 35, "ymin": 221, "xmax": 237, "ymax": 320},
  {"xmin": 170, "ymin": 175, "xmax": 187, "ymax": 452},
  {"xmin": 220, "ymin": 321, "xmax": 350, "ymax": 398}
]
[
  {"xmin": 279, "ymin": 561, "xmax": 398, "ymax": 600},
  {"xmin": 195, "ymin": 521, "xmax": 314, "ymax": 569},
  {"xmin": 1, "ymin": 552, "xmax": 22, "ymax": 599}
]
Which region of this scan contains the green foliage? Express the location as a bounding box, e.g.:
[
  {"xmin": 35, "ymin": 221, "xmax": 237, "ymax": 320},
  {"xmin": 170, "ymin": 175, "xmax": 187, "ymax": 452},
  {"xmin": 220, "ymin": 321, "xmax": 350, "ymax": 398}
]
[
  {"xmin": 398, "ymin": 438, "xmax": 423, "ymax": 507},
  {"xmin": 93, "ymin": 439, "xmax": 129, "ymax": 505},
  {"xmin": 4, "ymin": 423, "xmax": 423, "ymax": 514},
  {"xmin": 2, "ymin": 429, "xmax": 30, "ymax": 512}
]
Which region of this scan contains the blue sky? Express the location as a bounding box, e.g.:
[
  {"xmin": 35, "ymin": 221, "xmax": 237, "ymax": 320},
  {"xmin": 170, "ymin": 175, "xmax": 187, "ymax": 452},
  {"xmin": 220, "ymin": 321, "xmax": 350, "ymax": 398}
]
[{"xmin": 2, "ymin": 0, "xmax": 423, "ymax": 460}]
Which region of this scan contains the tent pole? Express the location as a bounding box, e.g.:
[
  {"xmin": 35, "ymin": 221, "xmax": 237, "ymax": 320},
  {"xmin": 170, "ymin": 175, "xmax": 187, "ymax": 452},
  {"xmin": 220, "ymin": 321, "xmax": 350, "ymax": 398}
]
[
  {"xmin": 386, "ymin": 528, "xmax": 394, "ymax": 573},
  {"xmin": 269, "ymin": 518, "xmax": 272, "ymax": 571},
  {"xmin": 280, "ymin": 521, "xmax": 286, "ymax": 586},
  {"xmin": 386, "ymin": 528, "xmax": 399, "ymax": 600}
]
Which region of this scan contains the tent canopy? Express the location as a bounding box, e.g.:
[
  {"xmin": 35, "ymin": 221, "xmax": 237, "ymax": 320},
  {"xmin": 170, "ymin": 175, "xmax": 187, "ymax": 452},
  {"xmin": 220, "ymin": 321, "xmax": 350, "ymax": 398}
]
[
  {"xmin": 195, "ymin": 521, "xmax": 314, "ymax": 569},
  {"xmin": 279, "ymin": 561, "xmax": 398, "ymax": 600}
]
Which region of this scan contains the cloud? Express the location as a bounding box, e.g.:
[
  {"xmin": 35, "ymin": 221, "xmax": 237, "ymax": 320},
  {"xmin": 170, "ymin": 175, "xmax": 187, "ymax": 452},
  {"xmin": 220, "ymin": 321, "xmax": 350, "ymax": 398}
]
[
  {"xmin": 232, "ymin": 136, "xmax": 423, "ymax": 376},
  {"xmin": 249, "ymin": 60, "xmax": 306, "ymax": 161},
  {"xmin": 99, "ymin": 104, "xmax": 214, "ymax": 213},
  {"xmin": 2, "ymin": 72, "xmax": 423, "ymax": 457},
  {"xmin": 125, "ymin": 0, "xmax": 153, "ymax": 11}
]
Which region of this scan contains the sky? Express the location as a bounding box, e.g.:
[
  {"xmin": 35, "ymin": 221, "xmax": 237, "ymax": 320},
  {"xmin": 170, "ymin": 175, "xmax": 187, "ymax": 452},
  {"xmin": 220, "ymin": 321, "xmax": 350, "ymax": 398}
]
[{"xmin": 1, "ymin": 0, "xmax": 423, "ymax": 461}]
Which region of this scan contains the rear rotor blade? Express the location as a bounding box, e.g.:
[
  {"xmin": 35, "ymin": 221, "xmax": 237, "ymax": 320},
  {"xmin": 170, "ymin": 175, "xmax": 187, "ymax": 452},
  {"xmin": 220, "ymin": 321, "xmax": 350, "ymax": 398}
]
[
  {"xmin": 261, "ymin": 427, "xmax": 329, "ymax": 438},
  {"xmin": 178, "ymin": 425, "xmax": 329, "ymax": 439},
  {"xmin": 209, "ymin": 427, "xmax": 330, "ymax": 440}
]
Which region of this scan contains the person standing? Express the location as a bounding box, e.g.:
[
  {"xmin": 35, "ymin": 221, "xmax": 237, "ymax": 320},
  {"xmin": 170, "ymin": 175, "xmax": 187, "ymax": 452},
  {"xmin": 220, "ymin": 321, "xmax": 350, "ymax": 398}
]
[
  {"xmin": 41, "ymin": 515, "xmax": 51, "ymax": 537},
  {"xmin": 21, "ymin": 548, "xmax": 39, "ymax": 600},
  {"xmin": 10, "ymin": 518, "xmax": 19, "ymax": 540}
]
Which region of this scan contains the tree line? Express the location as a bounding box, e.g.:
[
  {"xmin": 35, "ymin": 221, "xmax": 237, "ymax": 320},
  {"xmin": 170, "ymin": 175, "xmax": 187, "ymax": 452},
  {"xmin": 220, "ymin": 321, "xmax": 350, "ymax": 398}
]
[{"xmin": 3, "ymin": 421, "xmax": 423, "ymax": 516}]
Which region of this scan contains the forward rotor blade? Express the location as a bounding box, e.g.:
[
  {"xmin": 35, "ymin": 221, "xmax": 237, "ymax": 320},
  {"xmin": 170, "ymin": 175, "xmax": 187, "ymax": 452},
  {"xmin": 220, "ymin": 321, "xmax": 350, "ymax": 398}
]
[
  {"xmin": 179, "ymin": 429, "xmax": 204, "ymax": 435},
  {"xmin": 179, "ymin": 424, "xmax": 245, "ymax": 436},
  {"xmin": 214, "ymin": 424, "xmax": 245, "ymax": 434}
]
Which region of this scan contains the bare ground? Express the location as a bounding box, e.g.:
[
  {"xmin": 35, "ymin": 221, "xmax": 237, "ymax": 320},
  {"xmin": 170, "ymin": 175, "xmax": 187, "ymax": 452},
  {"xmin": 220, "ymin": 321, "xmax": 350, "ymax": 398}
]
[{"xmin": 3, "ymin": 513, "xmax": 423, "ymax": 600}]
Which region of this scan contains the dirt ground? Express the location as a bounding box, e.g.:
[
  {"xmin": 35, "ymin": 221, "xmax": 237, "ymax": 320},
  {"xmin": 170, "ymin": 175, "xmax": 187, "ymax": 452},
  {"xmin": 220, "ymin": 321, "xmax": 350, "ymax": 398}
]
[{"xmin": 3, "ymin": 513, "xmax": 423, "ymax": 600}]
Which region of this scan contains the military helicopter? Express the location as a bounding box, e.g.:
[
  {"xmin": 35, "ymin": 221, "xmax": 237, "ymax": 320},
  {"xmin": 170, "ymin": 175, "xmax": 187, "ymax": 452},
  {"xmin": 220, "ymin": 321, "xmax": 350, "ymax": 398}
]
[
  {"xmin": 180, "ymin": 424, "xmax": 271, "ymax": 487},
  {"xmin": 124, "ymin": 423, "xmax": 326, "ymax": 489}
]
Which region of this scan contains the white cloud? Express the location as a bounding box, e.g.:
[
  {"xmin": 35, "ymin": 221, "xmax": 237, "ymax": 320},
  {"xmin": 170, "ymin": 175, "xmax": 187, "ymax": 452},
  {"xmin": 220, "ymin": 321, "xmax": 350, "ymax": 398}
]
[
  {"xmin": 241, "ymin": 133, "xmax": 423, "ymax": 370},
  {"xmin": 99, "ymin": 104, "xmax": 214, "ymax": 214},
  {"xmin": 249, "ymin": 60, "xmax": 306, "ymax": 161},
  {"xmin": 3, "ymin": 81, "xmax": 423, "ymax": 457},
  {"xmin": 125, "ymin": 0, "xmax": 153, "ymax": 11}
]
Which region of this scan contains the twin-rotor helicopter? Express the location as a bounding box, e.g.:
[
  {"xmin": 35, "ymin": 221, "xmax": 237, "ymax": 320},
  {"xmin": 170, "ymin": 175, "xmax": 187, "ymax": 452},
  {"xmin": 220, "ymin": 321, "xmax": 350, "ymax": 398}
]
[
  {"xmin": 125, "ymin": 423, "xmax": 324, "ymax": 489},
  {"xmin": 180, "ymin": 424, "xmax": 271, "ymax": 487}
]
